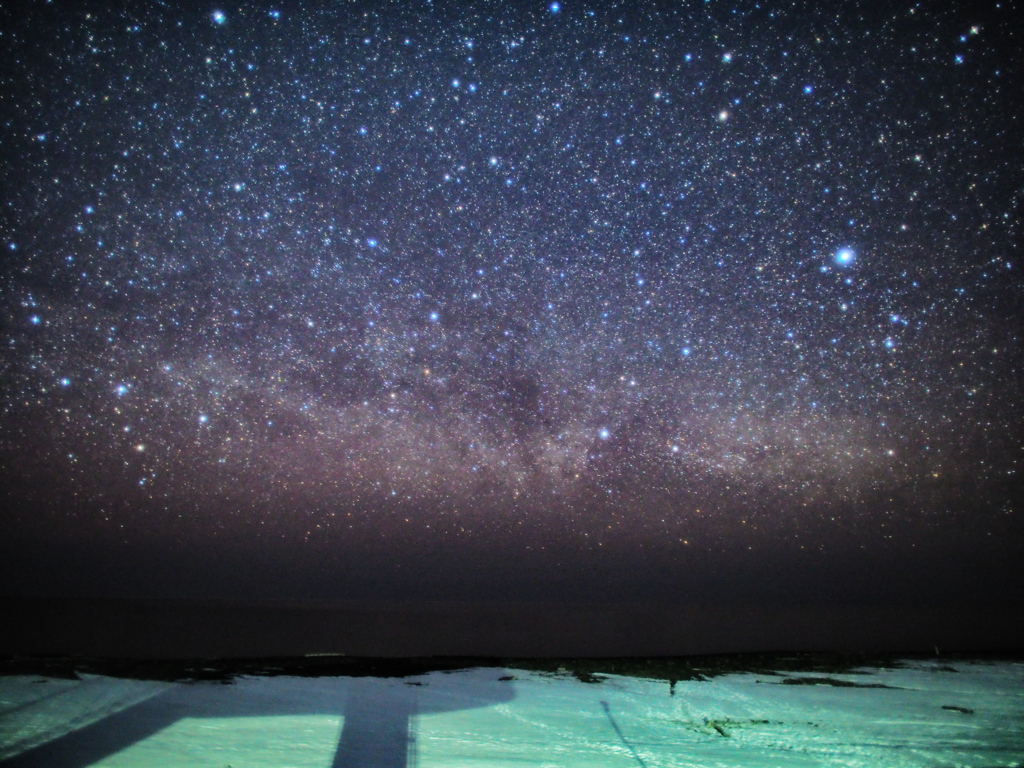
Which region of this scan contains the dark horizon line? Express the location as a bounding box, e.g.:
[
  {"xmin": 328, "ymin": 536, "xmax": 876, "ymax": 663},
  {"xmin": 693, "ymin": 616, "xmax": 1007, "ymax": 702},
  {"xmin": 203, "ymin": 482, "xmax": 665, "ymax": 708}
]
[{"xmin": 5, "ymin": 649, "xmax": 1024, "ymax": 686}]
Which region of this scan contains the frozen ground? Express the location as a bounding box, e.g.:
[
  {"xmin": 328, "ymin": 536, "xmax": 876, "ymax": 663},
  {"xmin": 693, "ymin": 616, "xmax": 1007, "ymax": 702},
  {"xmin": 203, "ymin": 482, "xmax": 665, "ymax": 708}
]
[{"xmin": 1, "ymin": 659, "xmax": 1022, "ymax": 767}]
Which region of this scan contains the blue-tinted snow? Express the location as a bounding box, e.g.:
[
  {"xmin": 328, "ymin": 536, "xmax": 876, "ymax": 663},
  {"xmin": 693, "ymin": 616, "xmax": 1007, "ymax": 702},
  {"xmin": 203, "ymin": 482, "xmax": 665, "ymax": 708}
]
[{"xmin": 1, "ymin": 660, "xmax": 1022, "ymax": 767}]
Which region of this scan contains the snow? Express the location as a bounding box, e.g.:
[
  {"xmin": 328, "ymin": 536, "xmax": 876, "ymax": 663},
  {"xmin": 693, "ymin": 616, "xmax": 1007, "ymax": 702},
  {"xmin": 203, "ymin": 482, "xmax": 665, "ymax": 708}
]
[
  {"xmin": 1, "ymin": 660, "xmax": 1022, "ymax": 767},
  {"xmin": 0, "ymin": 674, "xmax": 169, "ymax": 762}
]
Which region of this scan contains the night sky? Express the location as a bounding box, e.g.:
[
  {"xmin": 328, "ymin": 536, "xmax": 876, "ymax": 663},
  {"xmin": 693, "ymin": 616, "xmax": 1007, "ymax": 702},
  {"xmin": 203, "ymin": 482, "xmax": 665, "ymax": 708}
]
[{"xmin": 1, "ymin": 0, "xmax": 1022, "ymax": 612}]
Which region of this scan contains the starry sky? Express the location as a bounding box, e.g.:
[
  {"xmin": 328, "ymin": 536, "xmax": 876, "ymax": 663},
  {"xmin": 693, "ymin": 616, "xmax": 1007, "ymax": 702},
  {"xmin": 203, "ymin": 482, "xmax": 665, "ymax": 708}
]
[{"xmin": 1, "ymin": 0, "xmax": 1022, "ymax": 607}]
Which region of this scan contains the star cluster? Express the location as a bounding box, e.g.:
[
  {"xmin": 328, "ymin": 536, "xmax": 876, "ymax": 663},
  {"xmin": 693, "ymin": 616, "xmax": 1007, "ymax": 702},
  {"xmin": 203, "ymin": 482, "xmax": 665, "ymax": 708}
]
[{"xmin": 1, "ymin": 0, "xmax": 1021, "ymax": 589}]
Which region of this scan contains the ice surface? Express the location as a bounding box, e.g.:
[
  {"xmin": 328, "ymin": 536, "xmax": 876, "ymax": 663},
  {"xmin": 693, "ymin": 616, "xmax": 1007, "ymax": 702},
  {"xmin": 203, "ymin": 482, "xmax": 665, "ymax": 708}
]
[{"xmin": 1, "ymin": 660, "xmax": 1021, "ymax": 767}]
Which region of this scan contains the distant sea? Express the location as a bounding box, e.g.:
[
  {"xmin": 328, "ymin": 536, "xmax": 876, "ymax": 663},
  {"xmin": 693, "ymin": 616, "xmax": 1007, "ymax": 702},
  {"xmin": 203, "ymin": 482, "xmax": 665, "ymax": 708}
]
[{"xmin": 2, "ymin": 597, "xmax": 1022, "ymax": 658}]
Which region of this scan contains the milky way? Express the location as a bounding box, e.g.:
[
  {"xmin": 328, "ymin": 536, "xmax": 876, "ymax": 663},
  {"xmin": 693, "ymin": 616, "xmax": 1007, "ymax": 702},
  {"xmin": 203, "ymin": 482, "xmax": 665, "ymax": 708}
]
[{"xmin": 1, "ymin": 1, "xmax": 1021, "ymax": 599}]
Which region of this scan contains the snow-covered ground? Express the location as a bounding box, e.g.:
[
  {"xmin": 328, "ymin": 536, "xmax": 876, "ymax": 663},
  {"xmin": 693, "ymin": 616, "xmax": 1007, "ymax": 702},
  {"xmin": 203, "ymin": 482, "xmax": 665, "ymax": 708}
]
[{"xmin": 2, "ymin": 659, "xmax": 1022, "ymax": 767}]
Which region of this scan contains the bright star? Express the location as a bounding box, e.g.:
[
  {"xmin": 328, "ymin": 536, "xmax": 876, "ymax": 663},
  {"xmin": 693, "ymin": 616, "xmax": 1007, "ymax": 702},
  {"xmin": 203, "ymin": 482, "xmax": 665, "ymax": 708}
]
[
  {"xmin": 835, "ymin": 247, "xmax": 855, "ymax": 266},
  {"xmin": 211, "ymin": 10, "xmax": 226, "ymax": 25}
]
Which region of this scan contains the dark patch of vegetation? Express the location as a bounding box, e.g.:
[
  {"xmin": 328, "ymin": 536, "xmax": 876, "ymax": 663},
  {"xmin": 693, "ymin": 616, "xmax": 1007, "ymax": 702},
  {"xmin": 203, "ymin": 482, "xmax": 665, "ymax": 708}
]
[
  {"xmin": 0, "ymin": 655, "xmax": 500, "ymax": 683},
  {"xmin": 941, "ymin": 704, "xmax": 974, "ymax": 714},
  {"xmin": 677, "ymin": 718, "xmax": 780, "ymax": 738},
  {"xmin": 706, "ymin": 718, "xmax": 730, "ymax": 737},
  {"xmin": 526, "ymin": 665, "xmax": 608, "ymax": 684},
  {"xmin": 2, "ymin": 651, "xmax": 1019, "ymax": 685},
  {"xmin": 779, "ymin": 675, "xmax": 897, "ymax": 689},
  {"xmin": 500, "ymin": 651, "xmax": 934, "ymax": 688},
  {"xmin": 573, "ymin": 670, "xmax": 606, "ymax": 684}
]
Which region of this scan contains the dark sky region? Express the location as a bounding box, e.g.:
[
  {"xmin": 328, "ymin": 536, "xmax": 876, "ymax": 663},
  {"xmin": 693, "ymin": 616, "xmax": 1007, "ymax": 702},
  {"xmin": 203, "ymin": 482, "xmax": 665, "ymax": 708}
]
[{"xmin": 1, "ymin": 0, "xmax": 1022, "ymax": 625}]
